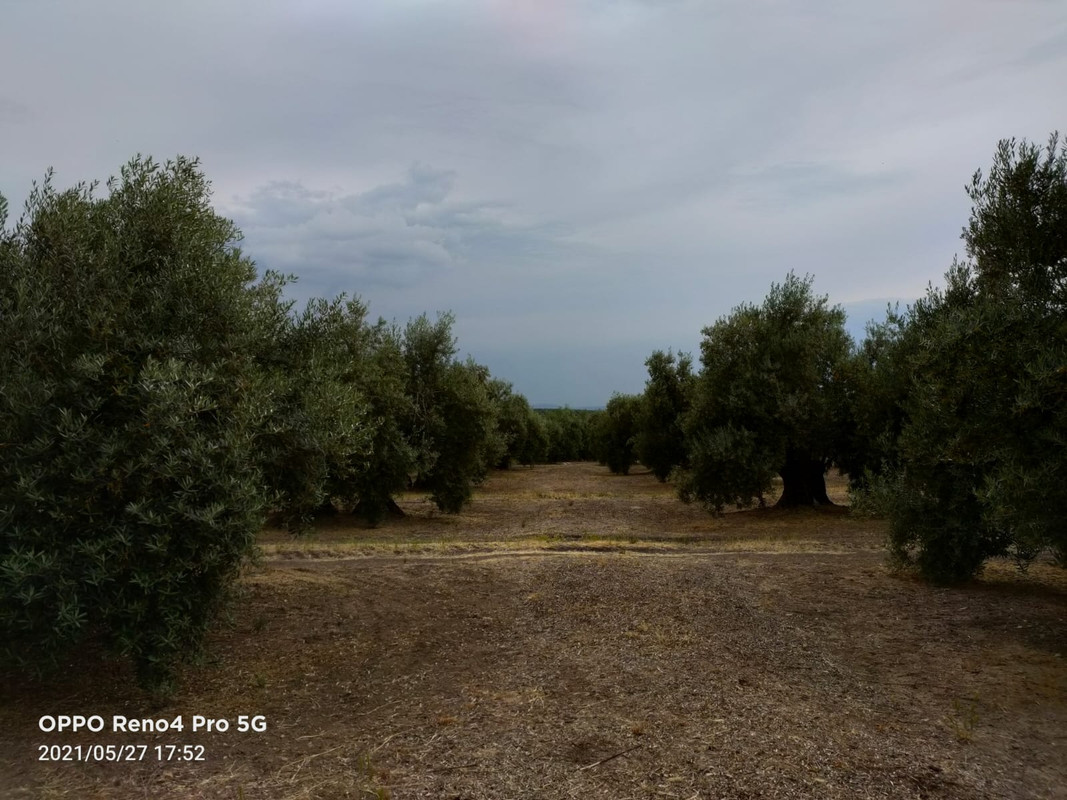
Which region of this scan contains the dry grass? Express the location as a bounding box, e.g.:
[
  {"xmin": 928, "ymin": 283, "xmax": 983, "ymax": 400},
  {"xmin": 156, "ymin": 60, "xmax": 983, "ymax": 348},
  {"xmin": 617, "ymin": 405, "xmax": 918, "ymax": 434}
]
[{"xmin": 2, "ymin": 463, "xmax": 1065, "ymax": 799}]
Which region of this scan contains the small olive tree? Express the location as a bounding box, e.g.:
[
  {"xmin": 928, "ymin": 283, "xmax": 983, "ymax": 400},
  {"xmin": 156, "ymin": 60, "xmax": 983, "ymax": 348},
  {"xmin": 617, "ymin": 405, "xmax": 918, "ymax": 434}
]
[
  {"xmin": 402, "ymin": 314, "xmax": 499, "ymax": 513},
  {"xmin": 595, "ymin": 393, "xmax": 643, "ymax": 475},
  {"xmin": 635, "ymin": 350, "xmax": 694, "ymax": 481}
]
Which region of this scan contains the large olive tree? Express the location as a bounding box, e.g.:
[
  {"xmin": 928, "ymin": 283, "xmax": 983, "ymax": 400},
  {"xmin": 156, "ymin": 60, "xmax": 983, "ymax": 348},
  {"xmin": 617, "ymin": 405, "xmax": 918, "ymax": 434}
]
[{"xmin": 679, "ymin": 274, "xmax": 853, "ymax": 511}]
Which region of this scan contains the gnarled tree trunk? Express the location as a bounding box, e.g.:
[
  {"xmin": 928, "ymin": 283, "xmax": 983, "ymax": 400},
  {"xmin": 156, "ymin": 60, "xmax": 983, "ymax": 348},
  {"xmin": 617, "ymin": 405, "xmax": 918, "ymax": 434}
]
[
  {"xmin": 352, "ymin": 497, "xmax": 406, "ymax": 520},
  {"xmin": 777, "ymin": 451, "xmax": 833, "ymax": 507}
]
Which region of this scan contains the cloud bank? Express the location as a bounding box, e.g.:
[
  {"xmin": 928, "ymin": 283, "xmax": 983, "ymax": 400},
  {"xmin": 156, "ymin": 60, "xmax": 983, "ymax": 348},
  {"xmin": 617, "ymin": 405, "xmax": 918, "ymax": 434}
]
[{"xmin": 3, "ymin": 0, "xmax": 1065, "ymax": 405}]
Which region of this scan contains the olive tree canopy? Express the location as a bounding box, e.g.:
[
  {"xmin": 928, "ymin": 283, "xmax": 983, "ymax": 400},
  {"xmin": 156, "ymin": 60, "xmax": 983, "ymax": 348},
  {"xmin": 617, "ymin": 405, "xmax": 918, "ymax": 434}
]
[{"xmin": 679, "ymin": 273, "xmax": 853, "ymax": 511}]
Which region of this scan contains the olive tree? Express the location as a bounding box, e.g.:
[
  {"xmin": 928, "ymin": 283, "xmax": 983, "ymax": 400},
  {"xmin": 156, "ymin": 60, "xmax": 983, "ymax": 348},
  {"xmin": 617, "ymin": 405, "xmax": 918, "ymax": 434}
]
[
  {"xmin": 595, "ymin": 393, "xmax": 643, "ymax": 475},
  {"xmin": 838, "ymin": 307, "xmax": 913, "ymax": 491},
  {"xmin": 878, "ymin": 134, "xmax": 1067, "ymax": 581},
  {"xmin": 402, "ymin": 314, "xmax": 499, "ymax": 512},
  {"xmin": 679, "ymin": 273, "xmax": 853, "ymax": 511},
  {"xmin": 0, "ymin": 157, "xmax": 275, "ymax": 691},
  {"xmin": 635, "ymin": 350, "xmax": 694, "ymax": 481},
  {"xmin": 490, "ymin": 380, "xmax": 546, "ymax": 468},
  {"xmin": 255, "ymin": 295, "xmax": 373, "ymax": 531},
  {"xmin": 340, "ymin": 320, "xmax": 416, "ymax": 524},
  {"xmin": 540, "ymin": 408, "xmax": 598, "ymax": 462}
]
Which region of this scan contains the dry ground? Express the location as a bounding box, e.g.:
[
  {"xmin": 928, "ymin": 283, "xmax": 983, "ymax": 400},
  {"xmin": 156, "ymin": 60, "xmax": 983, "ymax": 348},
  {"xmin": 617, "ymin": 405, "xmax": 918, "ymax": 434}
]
[{"xmin": 2, "ymin": 463, "xmax": 1065, "ymax": 799}]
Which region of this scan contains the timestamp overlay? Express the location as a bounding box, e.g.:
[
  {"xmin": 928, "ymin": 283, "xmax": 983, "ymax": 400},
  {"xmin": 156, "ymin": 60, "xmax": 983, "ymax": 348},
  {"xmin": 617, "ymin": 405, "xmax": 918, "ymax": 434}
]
[{"xmin": 32, "ymin": 713, "xmax": 269, "ymax": 764}]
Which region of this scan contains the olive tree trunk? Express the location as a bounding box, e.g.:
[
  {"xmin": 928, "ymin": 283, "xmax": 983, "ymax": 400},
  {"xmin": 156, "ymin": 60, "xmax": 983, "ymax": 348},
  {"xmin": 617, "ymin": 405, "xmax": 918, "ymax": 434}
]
[{"xmin": 777, "ymin": 452, "xmax": 833, "ymax": 507}]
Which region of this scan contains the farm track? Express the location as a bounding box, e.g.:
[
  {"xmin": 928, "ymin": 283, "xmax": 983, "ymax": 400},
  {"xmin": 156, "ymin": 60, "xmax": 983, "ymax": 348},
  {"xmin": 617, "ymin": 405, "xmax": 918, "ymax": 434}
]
[{"xmin": 262, "ymin": 543, "xmax": 871, "ymax": 563}]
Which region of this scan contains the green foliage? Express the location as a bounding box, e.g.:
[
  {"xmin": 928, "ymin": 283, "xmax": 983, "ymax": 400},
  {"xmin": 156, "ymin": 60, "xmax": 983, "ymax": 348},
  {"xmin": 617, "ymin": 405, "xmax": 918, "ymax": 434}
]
[
  {"xmin": 966, "ymin": 133, "xmax": 1067, "ymax": 305},
  {"xmin": 338, "ymin": 321, "xmax": 415, "ymax": 525},
  {"xmin": 0, "ymin": 157, "xmax": 272, "ymax": 691},
  {"xmin": 635, "ymin": 350, "xmax": 694, "ymax": 481},
  {"xmin": 679, "ymin": 273, "xmax": 853, "ymax": 511},
  {"xmin": 255, "ymin": 295, "xmax": 373, "ymax": 531},
  {"xmin": 883, "ymin": 271, "xmax": 1017, "ymax": 581},
  {"xmin": 489, "ymin": 380, "xmax": 547, "ymax": 468},
  {"xmin": 518, "ymin": 407, "xmax": 550, "ymax": 466},
  {"xmin": 595, "ymin": 393, "xmax": 643, "ymax": 475},
  {"xmin": 839, "ymin": 307, "xmax": 913, "ymax": 489},
  {"xmin": 0, "ymin": 153, "xmax": 566, "ymax": 696},
  {"xmin": 402, "ymin": 314, "xmax": 498, "ymax": 513},
  {"xmin": 874, "ymin": 134, "xmax": 1067, "ymax": 582},
  {"xmin": 538, "ymin": 408, "xmax": 599, "ymax": 462},
  {"xmin": 677, "ymin": 423, "xmax": 775, "ymax": 509}
]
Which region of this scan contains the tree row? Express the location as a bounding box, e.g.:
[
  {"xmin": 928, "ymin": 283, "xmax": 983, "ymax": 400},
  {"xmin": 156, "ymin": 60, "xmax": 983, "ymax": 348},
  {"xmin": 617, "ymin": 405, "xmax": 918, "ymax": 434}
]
[
  {"xmin": 596, "ymin": 133, "xmax": 1066, "ymax": 585},
  {"xmin": 0, "ymin": 158, "xmax": 592, "ymax": 691}
]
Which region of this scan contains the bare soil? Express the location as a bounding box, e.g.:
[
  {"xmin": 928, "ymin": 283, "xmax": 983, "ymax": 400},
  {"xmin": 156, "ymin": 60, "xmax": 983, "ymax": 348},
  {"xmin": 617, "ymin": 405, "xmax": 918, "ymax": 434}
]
[{"xmin": 2, "ymin": 463, "xmax": 1065, "ymax": 799}]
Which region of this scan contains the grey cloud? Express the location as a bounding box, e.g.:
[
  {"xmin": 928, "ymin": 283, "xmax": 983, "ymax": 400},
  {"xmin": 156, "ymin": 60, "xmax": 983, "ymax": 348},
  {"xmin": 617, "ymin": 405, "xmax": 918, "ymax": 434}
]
[
  {"xmin": 731, "ymin": 163, "xmax": 906, "ymax": 209},
  {"xmin": 0, "ymin": 96, "xmax": 31, "ymax": 126},
  {"xmin": 1017, "ymin": 27, "xmax": 1067, "ymax": 68},
  {"xmin": 230, "ymin": 177, "xmax": 455, "ymax": 290},
  {"xmin": 238, "ymin": 182, "xmax": 333, "ymax": 228},
  {"xmin": 347, "ymin": 164, "xmax": 456, "ymax": 214},
  {"xmin": 225, "ymin": 163, "xmax": 586, "ymax": 301},
  {"xmin": 3, "ymin": 0, "xmax": 1065, "ymax": 405}
]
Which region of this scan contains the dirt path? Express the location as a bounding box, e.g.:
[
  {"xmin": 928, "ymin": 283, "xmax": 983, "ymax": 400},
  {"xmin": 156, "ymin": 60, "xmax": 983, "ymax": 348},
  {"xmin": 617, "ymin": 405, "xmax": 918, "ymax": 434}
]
[
  {"xmin": 2, "ymin": 464, "xmax": 1065, "ymax": 799},
  {"xmin": 264, "ymin": 545, "xmax": 870, "ymax": 564}
]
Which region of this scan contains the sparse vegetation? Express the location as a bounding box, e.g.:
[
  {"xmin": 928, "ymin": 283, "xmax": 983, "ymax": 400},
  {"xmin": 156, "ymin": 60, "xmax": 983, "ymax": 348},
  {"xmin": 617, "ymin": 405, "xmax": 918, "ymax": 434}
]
[{"xmin": 947, "ymin": 697, "xmax": 981, "ymax": 743}]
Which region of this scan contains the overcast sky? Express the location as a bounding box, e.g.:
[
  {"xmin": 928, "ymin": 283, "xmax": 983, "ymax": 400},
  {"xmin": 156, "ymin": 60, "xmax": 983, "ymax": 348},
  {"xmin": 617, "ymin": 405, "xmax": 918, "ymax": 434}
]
[{"xmin": 3, "ymin": 0, "xmax": 1064, "ymax": 406}]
